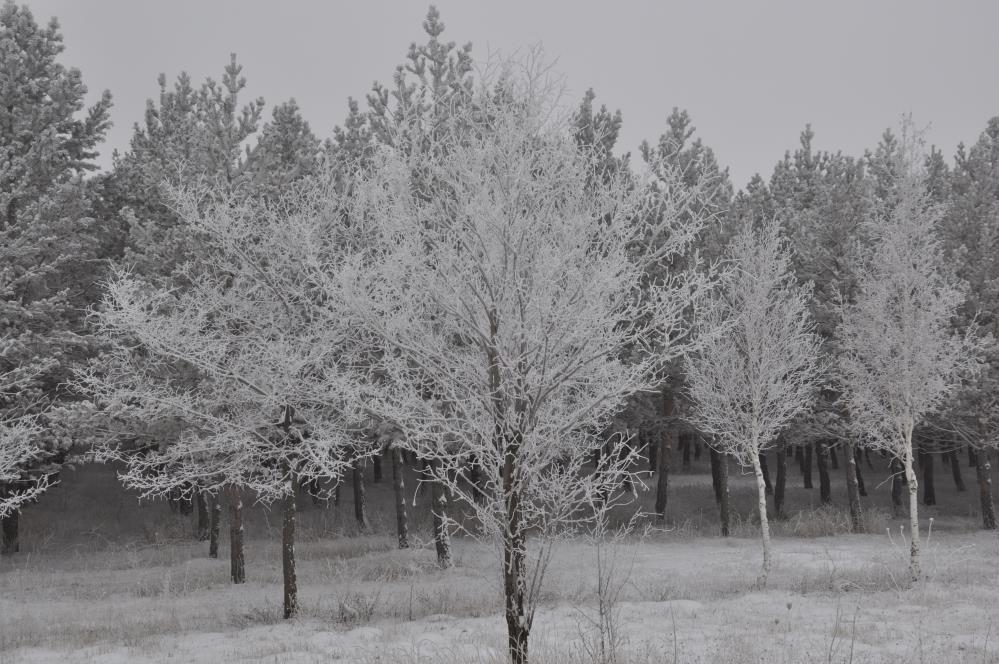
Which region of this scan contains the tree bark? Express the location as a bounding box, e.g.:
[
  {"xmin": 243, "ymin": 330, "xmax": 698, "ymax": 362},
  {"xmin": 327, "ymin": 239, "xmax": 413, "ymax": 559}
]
[
  {"xmin": 646, "ymin": 429, "xmax": 657, "ymax": 474},
  {"xmin": 391, "ymin": 446, "xmax": 410, "ymax": 548},
  {"xmin": 759, "ymin": 452, "xmax": 773, "ymax": 495},
  {"xmin": 282, "ymin": 474, "xmax": 298, "ymax": 619},
  {"xmin": 430, "ymin": 458, "xmax": 452, "ymax": 568},
  {"xmin": 681, "ymin": 433, "xmax": 691, "ymax": 471},
  {"xmin": 654, "ymin": 428, "xmax": 671, "ymax": 523},
  {"xmin": 372, "ymin": 452, "xmax": 383, "ymax": 484},
  {"xmin": 854, "ymin": 446, "xmax": 867, "ymax": 497},
  {"xmin": 352, "ymin": 462, "xmax": 368, "ymax": 531},
  {"xmin": 803, "ymin": 443, "xmax": 813, "ymax": 489},
  {"xmin": 904, "ymin": 438, "xmax": 921, "ymax": 582},
  {"xmin": 710, "ymin": 445, "xmax": 722, "ymax": 504},
  {"xmin": 920, "ymin": 449, "xmax": 936, "ymax": 506},
  {"xmin": 829, "ymin": 445, "xmax": 839, "ymax": 470},
  {"xmin": 948, "ymin": 450, "xmax": 966, "ymax": 492},
  {"xmin": 227, "ymin": 485, "xmax": 245, "ymax": 584},
  {"xmin": 774, "ymin": 441, "xmax": 787, "ymax": 519},
  {"xmin": 208, "ymin": 496, "xmax": 221, "ymax": 558},
  {"xmin": 844, "ymin": 440, "xmax": 863, "ymax": 533},
  {"xmin": 890, "ymin": 457, "xmax": 904, "ymax": 517},
  {"xmin": 751, "ymin": 453, "xmax": 772, "ymax": 587},
  {"xmin": 975, "ymin": 448, "xmax": 997, "ymax": 530},
  {"xmin": 816, "ymin": 441, "xmax": 831, "ymax": 504},
  {"xmin": 196, "ymin": 491, "xmax": 210, "ymax": 541},
  {"xmin": 1, "ymin": 509, "xmax": 19, "ymax": 554},
  {"xmin": 795, "ymin": 445, "xmax": 805, "ymax": 474},
  {"xmin": 969, "ymin": 445, "xmax": 978, "ymax": 467}
]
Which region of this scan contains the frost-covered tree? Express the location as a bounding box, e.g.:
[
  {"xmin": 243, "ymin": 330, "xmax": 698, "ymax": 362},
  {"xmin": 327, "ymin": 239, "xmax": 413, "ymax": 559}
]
[
  {"xmin": 685, "ymin": 218, "xmax": 822, "ymax": 584},
  {"xmin": 0, "ymin": 1, "xmax": 112, "ymax": 552},
  {"xmin": 81, "ymin": 171, "xmax": 371, "ymax": 617},
  {"xmin": 837, "ymin": 126, "xmax": 982, "ymax": 581},
  {"xmin": 325, "ymin": 57, "xmax": 711, "ymax": 664}
]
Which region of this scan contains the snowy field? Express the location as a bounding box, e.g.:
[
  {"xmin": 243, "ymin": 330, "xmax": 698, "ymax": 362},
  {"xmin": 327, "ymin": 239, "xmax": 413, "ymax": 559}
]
[{"xmin": 2, "ymin": 464, "xmax": 997, "ymax": 664}]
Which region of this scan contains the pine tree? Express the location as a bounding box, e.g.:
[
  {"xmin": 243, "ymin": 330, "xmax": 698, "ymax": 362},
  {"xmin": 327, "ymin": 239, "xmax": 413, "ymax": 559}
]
[{"xmin": 0, "ymin": 1, "xmax": 113, "ymax": 553}]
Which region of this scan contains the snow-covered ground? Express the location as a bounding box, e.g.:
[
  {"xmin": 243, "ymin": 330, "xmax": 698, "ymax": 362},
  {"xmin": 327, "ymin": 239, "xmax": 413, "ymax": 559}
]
[
  {"xmin": 2, "ymin": 464, "xmax": 997, "ymax": 663},
  {"xmin": 2, "ymin": 531, "xmax": 998, "ymax": 663}
]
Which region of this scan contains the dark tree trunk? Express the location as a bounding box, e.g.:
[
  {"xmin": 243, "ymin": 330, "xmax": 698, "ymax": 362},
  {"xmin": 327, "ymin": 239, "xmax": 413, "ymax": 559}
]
[
  {"xmin": 646, "ymin": 430, "xmax": 657, "ymax": 474},
  {"xmin": 179, "ymin": 487, "xmax": 194, "ymax": 516},
  {"xmin": 430, "ymin": 458, "xmax": 452, "ymax": 568},
  {"xmin": 654, "ymin": 429, "xmax": 671, "ymax": 522},
  {"xmin": 196, "ymin": 491, "xmax": 210, "ymax": 541},
  {"xmin": 803, "ymin": 444, "xmax": 814, "ymax": 489},
  {"xmin": 844, "ymin": 440, "xmax": 863, "ymax": 533},
  {"xmin": 759, "ymin": 452, "xmax": 773, "ymax": 495},
  {"xmin": 969, "ymin": 445, "xmax": 978, "ymax": 467},
  {"xmin": 921, "ymin": 450, "xmax": 936, "ymax": 506},
  {"xmin": 227, "ymin": 486, "xmax": 245, "ymax": 584},
  {"xmin": 372, "ymin": 452, "xmax": 383, "ymax": 484},
  {"xmin": 391, "ymin": 446, "xmax": 410, "ymax": 549},
  {"xmin": 774, "ymin": 441, "xmax": 787, "ymax": 519},
  {"xmin": 352, "ymin": 462, "xmax": 368, "ymax": 531},
  {"xmin": 681, "ymin": 433, "xmax": 691, "ymax": 471},
  {"xmin": 693, "ymin": 436, "xmax": 702, "ymax": 461},
  {"xmin": 865, "ymin": 448, "xmax": 874, "ymax": 470},
  {"xmin": 795, "ymin": 445, "xmax": 805, "ymax": 474},
  {"xmin": 816, "ymin": 442, "xmax": 831, "ymax": 504},
  {"xmin": 948, "ymin": 450, "xmax": 966, "ymax": 492},
  {"xmin": 890, "ymin": 458, "xmax": 904, "ymax": 517},
  {"xmin": 975, "ymin": 448, "xmax": 997, "ymax": 530},
  {"xmin": 829, "ymin": 445, "xmax": 839, "ymax": 470},
  {"xmin": 717, "ymin": 448, "xmax": 730, "ymax": 537},
  {"xmin": 854, "ymin": 446, "xmax": 867, "ymax": 497},
  {"xmin": 1, "ymin": 510, "xmax": 19, "ymax": 554},
  {"xmin": 282, "ymin": 474, "xmax": 298, "ymax": 619},
  {"xmin": 208, "ymin": 496, "xmax": 221, "ymax": 558},
  {"xmin": 710, "ymin": 446, "xmax": 723, "ymax": 504},
  {"xmin": 502, "ymin": 434, "xmax": 530, "ymax": 664}
]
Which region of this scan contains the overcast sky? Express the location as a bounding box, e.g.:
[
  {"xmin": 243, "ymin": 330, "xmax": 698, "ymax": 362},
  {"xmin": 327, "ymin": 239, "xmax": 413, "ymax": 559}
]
[{"xmin": 26, "ymin": 0, "xmax": 999, "ymax": 189}]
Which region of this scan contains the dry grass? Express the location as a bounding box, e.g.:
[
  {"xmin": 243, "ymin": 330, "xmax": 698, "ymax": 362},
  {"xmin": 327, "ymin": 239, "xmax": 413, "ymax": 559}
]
[{"xmin": 1, "ymin": 458, "xmax": 997, "ymax": 663}]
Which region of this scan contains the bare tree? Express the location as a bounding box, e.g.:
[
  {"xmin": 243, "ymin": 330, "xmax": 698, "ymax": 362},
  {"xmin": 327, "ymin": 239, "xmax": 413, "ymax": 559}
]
[
  {"xmin": 836, "ymin": 126, "xmax": 982, "ymax": 582},
  {"xmin": 320, "ymin": 54, "xmax": 712, "ymax": 664},
  {"xmin": 685, "ymin": 218, "xmax": 823, "ymax": 586}
]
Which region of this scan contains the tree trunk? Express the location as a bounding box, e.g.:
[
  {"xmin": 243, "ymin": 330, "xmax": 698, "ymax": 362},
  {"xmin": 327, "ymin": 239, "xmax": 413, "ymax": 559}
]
[
  {"xmin": 921, "ymin": 449, "xmax": 936, "ymax": 506},
  {"xmin": 693, "ymin": 436, "xmax": 702, "ymax": 461},
  {"xmin": 854, "ymin": 446, "xmax": 867, "ymax": 496},
  {"xmin": 890, "ymin": 457, "xmax": 904, "ymax": 517},
  {"xmin": 829, "ymin": 445, "xmax": 839, "ymax": 470},
  {"xmin": 681, "ymin": 434, "xmax": 691, "ymax": 471},
  {"xmin": 391, "ymin": 446, "xmax": 410, "ymax": 548},
  {"xmin": 759, "ymin": 452, "xmax": 773, "ymax": 495},
  {"xmin": 795, "ymin": 445, "xmax": 805, "ymax": 474},
  {"xmin": 710, "ymin": 446, "xmax": 722, "ymax": 504},
  {"xmin": 948, "ymin": 450, "xmax": 966, "ymax": 492},
  {"xmin": 904, "ymin": 440, "xmax": 921, "ymax": 582},
  {"xmin": 282, "ymin": 474, "xmax": 298, "ymax": 619},
  {"xmin": 816, "ymin": 441, "xmax": 831, "ymax": 504},
  {"xmin": 774, "ymin": 441, "xmax": 787, "ymax": 519},
  {"xmin": 196, "ymin": 491, "xmax": 210, "ymax": 541},
  {"xmin": 975, "ymin": 448, "xmax": 997, "ymax": 530},
  {"xmin": 646, "ymin": 430, "xmax": 657, "ymax": 474},
  {"xmin": 352, "ymin": 462, "xmax": 368, "ymax": 531},
  {"xmin": 844, "ymin": 440, "xmax": 863, "ymax": 533},
  {"xmin": 803, "ymin": 443, "xmax": 813, "ymax": 489},
  {"xmin": 372, "ymin": 452, "xmax": 383, "ymax": 484},
  {"xmin": 969, "ymin": 445, "xmax": 978, "ymax": 467},
  {"xmin": 502, "ymin": 432, "xmax": 531, "ymax": 664},
  {"xmin": 209, "ymin": 496, "xmax": 221, "ymax": 558},
  {"xmin": 751, "ymin": 453, "xmax": 772, "ymax": 587},
  {"xmin": 430, "ymin": 458, "xmax": 452, "ymax": 568},
  {"xmin": 1, "ymin": 509, "xmax": 19, "ymax": 554},
  {"xmin": 227, "ymin": 486, "xmax": 245, "ymax": 584},
  {"xmin": 654, "ymin": 429, "xmax": 671, "ymax": 523}
]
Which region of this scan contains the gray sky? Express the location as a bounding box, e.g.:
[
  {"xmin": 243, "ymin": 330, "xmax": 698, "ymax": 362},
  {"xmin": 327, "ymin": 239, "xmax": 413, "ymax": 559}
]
[{"xmin": 27, "ymin": 0, "xmax": 999, "ymax": 189}]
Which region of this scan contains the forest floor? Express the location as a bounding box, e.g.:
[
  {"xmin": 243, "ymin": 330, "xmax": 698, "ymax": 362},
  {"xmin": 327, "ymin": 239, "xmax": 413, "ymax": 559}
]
[{"xmin": 1, "ymin": 455, "xmax": 997, "ymax": 663}]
